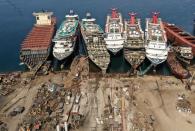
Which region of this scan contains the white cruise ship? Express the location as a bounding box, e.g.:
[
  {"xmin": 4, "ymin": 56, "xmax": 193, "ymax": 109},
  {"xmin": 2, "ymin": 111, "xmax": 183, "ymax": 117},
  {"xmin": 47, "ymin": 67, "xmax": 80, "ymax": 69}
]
[
  {"xmin": 104, "ymin": 8, "xmax": 125, "ymax": 55},
  {"xmin": 145, "ymin": 12, "xmax": 169, "ymax": 66},
  {"xmin": 53, "ymin": 10, "xmax": 79, "ymax": 61}
]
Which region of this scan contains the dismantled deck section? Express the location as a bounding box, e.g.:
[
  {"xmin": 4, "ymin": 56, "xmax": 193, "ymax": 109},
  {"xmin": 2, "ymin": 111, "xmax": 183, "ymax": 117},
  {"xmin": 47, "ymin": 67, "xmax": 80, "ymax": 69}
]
[
  {"xmin": 20, "ymin": 11, "xmax": 56, "ymax": 71},
  {"xmin": 173, "ymin": 46, "xmax": 193, "ymax": 65},
  {"xmin": 81, "ymin": 13, "xmax": 110, "ymax": 74},
  {"xmin": 124, "ymin": 13, "xmax": 145, "ymax": 71},
  {"xmin": 163, "ymin": 22, "xmax": 195, "ymax": 56}
]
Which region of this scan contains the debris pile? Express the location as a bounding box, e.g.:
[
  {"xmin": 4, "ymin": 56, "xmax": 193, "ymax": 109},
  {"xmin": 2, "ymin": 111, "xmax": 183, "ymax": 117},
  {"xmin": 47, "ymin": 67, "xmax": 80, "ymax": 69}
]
[
  {"xmin": 37, "ymin": 61, "xmax": 52, "ymax": 76},
  {"xmin": 19, "ymin": 82, "xmax": 66, "ymax": 131},
  {"xmin": 0, "ymin": 121, "xmax": 8, "ymax": 131},
  {"xmin": 64, "ymin": 56, "xmax": 89, "ymax": 89},
  {"xmin": 0, "ymin": 72, "xmax": 21, "ymax": 96},
  {"xmin": 176, "ymin": 94, "xmax": 191, "ymax": 113},
  {"xmin": 131, "ymin": 112, "xmax": 154, "ymax": 131}
]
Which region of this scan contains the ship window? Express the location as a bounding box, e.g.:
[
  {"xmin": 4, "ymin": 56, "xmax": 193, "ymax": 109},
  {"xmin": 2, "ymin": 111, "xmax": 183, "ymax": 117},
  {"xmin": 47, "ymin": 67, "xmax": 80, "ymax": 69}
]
[
  {"xmin": 36, "ymin": 16, "xmax": 39, "ymax": 20},
  {"xmin": 48, "ymin": 16, "xmax": 51, "ymax": 19}
]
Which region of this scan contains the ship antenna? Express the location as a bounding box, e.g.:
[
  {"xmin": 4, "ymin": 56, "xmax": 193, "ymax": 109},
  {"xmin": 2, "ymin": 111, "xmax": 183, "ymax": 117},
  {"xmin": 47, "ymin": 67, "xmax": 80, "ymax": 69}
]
[
  {"xmin": 111, "ymin": 8, "xmax": 118, "ymax": 18},
  {"xmin": 128, "ymin": 12, "xmax": 137, "ymax": 24},
  {"xmin": 152, "ymin": 12, "xmax": 160, "ymax": 24}
]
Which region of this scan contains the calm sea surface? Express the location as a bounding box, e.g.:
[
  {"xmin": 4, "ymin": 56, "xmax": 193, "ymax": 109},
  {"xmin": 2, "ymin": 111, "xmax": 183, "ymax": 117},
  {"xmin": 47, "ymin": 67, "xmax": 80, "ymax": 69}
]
[{"xmin": 0, "ymin": 0, "xmax": 194, "ymax": 73}]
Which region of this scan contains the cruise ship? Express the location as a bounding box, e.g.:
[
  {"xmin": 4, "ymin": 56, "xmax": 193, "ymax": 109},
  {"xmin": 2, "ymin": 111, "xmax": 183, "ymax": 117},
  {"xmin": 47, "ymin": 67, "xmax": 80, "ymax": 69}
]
[
  {"xmin": 53, "ymin": 10, "xmax": 79, "ymax": 61},
  {"xmin": 104, "ymin": 8, "xmax": 125, "ymax": 55},
  {"xmin": 124, "ymin": 12, "xmax": 145, "ymax": 71},
  {"xmin": 145, "ymin": 12, "xmax": 168, "ymax": 66},
  {"xmin": 80, "ymin": 13, "xmax": 110, "ymax": 73}
]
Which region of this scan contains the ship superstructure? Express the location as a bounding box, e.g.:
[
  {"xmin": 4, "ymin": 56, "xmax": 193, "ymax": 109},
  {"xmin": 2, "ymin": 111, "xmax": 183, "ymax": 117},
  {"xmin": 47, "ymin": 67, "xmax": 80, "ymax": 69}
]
[
  {"xmin": 104, "ymin": 8, "xmax": 125, "ymax": 55},
  {"xmin": 124, "ymin": 13, "xmax": 145, "ymax": 71},
  {"xmin": 145, "ymin": 12, "xmax": 168, "ymax": 66},
  {"xmin": 80, "ymin": 13, "xmax": 110, "ymax": 73},
  {"xmin": 173, "ymin": 46, "xmax": 193, "ymax": 65},
  {"xmin": 53, "ymin": 10, "xmax": 79, "ymax": 61},
  {"xmin": 20, "ymin": 11, "xmax": 56, "ymax": 71}
]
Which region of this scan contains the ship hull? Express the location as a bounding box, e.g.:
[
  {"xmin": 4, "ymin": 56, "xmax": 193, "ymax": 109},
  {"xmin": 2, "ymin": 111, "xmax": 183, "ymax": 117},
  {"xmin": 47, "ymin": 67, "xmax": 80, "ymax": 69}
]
[
  {"xmin": 52, "ymin": 14, "xmax": 79, "ymax": 62},
  {"xmin": 124, "ymin": 48, "xmax": 145, "ymax": 69},
  {"xmin": 145, "ymin": 18, "xmax": 168, "ymax": 66},
  {"xmin": 20, "ymin": 49, "xmax": 50, "ymax": 70},
  {"xmin": 145, "ymin": 47, "xmax": 168, "ymax": 66},
  {"xmin": 104, "ymin": 10, "xmax": 124, "ymax": 56},
  {"xmin": 82, "ymin": 37, "xmax": 110, "ymax": 73},
  {"xmin": 53, "ymin": 24, "xmax": 79, "ymax": 61},
  {"xmin": 107, "ymin": 47, "xmax": 123, "ymax": 55},
  {"xmin": 20, "ymin": 16, "xmax": 56, "ymax": 71},
  {"xmin": 176, "ymin": 54, "xmax": 193, "ymax": 65},
  {"xmin": 167, "ymin": 52, "xmax": 190, "ymax": 79},
  {"xmin": 163, "ymin": 22, "xmax": 195, "ymax": 56},
  {"xmin": 146, "ymin": 55, "xmax": 167, "ymax": 66},
  {"xmin": 53, "ymin": 40, "xmax": 76, "ymax": 61}
]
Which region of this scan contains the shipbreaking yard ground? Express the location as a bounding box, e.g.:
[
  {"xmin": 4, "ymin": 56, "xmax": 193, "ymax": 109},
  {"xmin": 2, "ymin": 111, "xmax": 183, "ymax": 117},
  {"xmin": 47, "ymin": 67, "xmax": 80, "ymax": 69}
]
[{"xmin": 1, "ymin": 66, "xmax": 195, "ymax": 130}]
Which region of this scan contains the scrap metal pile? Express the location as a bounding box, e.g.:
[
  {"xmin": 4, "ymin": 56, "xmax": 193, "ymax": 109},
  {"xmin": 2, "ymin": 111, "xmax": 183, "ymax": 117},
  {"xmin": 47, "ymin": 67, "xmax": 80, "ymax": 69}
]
[
  {"xmin": 176, "ymin": 94, "xmax": 191, "ymax": 113},
  {"xmin": 0, "ymin": 121, "xmax": 8, "ymax": 131},
  {"xmin": 0, "ymin": 72, "xmax": 21, "ymax": 96},
  {"xmin": 131, "ymin": 112, "xmax": 154, "ymax": 131},
  {"xmin": 18, "ymin": 82, "xmax": 66, "ymax": 131},
  {"xmin": 64, "ymin": 56, "xmax": 89, "ymax": 89}
]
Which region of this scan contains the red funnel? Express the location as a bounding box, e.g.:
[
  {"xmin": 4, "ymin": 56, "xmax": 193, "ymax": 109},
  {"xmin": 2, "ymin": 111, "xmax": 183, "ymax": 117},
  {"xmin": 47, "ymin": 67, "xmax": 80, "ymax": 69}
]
[
  {"xmin": 111, "ymin": 8, "xmax": 118, "ymax": 18},
  {"xmin": 128, "ymin": 12, "xmax": 137, "ymax": 24},
  {"xmin": 152, "ymin": 12, "xmax": 160, "ymax": 24}
]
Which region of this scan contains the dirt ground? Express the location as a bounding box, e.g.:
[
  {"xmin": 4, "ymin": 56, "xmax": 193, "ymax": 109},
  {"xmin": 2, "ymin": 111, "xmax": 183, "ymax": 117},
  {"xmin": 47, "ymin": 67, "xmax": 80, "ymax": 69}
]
[{"xmin": 1, "ymin": 72, "xmax": 195, "ymax": 131}]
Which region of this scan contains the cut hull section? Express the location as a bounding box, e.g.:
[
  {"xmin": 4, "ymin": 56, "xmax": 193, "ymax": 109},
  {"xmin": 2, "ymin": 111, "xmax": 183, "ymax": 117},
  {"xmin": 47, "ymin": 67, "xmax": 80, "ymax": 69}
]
[
  {"xmin": 124, "ymin": 49, "xmax": 145, "ymax": 69},
  {"xmin": 124, "ymin": 13, "xmax": 145, "ymax": 70},
  {"xmin": 167, "ymin": 52, "xmax": 190, "ymax": 79},
  {"xmin": 20, "ymin": 11, "xmax": 56, "ymax": 71},
  {"xmin": 81, "ymin": 13, "xmax": 110, "ymax": 73}
]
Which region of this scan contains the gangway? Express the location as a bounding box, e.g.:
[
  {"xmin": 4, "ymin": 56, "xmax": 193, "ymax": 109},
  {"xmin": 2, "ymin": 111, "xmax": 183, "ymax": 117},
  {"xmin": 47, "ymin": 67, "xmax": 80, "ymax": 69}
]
[{"xmin": 138, "ymin": 63, "xmax": 154, "ymax": 76}]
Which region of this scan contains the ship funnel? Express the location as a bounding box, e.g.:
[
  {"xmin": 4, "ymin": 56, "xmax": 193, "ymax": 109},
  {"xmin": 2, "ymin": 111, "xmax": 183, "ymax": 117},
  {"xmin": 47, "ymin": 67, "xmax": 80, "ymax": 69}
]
[
  {"xmin": 111, "ymin": 8, "xmax": 118, "ymax": 18},
  {"xmin": 70, "ymin": 9, "xmax": 74, "ymax": 15},
  {"xmin": 128, "ymin": 12, "xmax": 137, "ymax": 24},
  {"xmin": 152, "ymin": 12, "xmax": 160, "ymax": 24},
  {"xmin": 86, "ymin": 12, "xmax": 91, "ymax": 19}
]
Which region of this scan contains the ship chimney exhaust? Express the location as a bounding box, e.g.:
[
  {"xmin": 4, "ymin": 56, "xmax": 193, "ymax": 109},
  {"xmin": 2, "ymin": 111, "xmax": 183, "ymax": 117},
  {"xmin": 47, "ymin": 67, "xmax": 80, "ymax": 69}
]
[
  {"xmin": 152, "ymin": 12, "xmax": 160, "ymax": 24},
  {"xmin": 111, "ymin": 8, "xmax": 118, "ymax": 18},
  {"xmin": 128, "ymin": 12, "xmax": 137, "ymax": 24}
]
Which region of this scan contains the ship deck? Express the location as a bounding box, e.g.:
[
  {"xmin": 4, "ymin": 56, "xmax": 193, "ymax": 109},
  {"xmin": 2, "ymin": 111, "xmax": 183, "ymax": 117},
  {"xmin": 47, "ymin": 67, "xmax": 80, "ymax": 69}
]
[
  {"xmin": 54, "ymin": 20, "xmax": 78, "ymax": 40},
  {"xmin": 147, "ymin": 19, "xmax": 166, "ymax": 43},
  {"xmin": 124, "ymin": 20, "xmax": 144, "ymax": 48},
  {"xmin": 81, "ymin": 22, "xmax": 103, "ymax": 35},
  {"xmin": 21, "ymin": 17, "xmax": 56, "ymax": 51}
]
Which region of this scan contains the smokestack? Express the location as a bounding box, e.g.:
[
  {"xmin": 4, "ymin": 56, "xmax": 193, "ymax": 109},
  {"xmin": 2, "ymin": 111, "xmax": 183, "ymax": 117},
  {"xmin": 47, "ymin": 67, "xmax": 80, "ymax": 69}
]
[
  {"xmin": 128, "ymin": 12, "xmax": 136, "ymax": 24},
  {"xmin": 152, "ymin": 12, "xmax": 159, "ymax": 24},
  {"xmin": 111, "ymin": 8, "xmax": 118, "ymax": 18}
]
